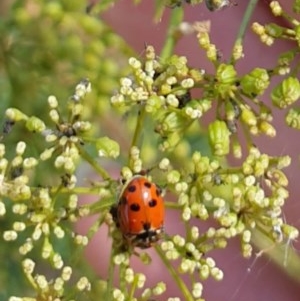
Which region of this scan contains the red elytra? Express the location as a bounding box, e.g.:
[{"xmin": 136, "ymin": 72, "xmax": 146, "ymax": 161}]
[{"xmin": 117, "ymin": 175, "xmax": 165, "ymax": 249}]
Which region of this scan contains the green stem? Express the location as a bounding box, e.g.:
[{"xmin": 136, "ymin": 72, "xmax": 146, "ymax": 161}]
[
  {"xmin": 77, "ymin": 144, "xmax": 110, "ymax": 180},
  {"xmin": 164, "ymin": 201, "xmax": 183, "ymax": 209},
  {"xmin": 88, "ymin": 196, "xmax": 115, "ymax": 214},
  {"xmin": 119, "ymin": 262, "xmax": 127, "ymax": 294},
  {"xmin": 128, "ymin": 275, "xmax": 138, "ymax": 300},
  {"xmin": 49, "ymin": 186, "xmax": 101, "ymax": 195},
  {"xmin": 130, "ymin": 106, "xmax": 147, "ymax": 153},
  {"xmin": 230, "ymin": 0, "xmax": 259, "ymax": 63},
  {"xmin": 105, "ymin": 249, "xmax": 116, "ymax": 301},
  {"xmin": 251, "ymin": 228, "xmax": 300, "ymax": 283},
  {"xmin": 24, "ymin": 272, "xmax": 38, "ymax": 290},
  {"xmin": 155, "ymin": 244, "xmax": 194, "ymax": 301},
  {"xmin": 159, "ymin": 8, "xmax": 184, "ymax": 61},
  {"xmin": 70, "ymin": 215, "xmax": 105, "ymax": 265}
]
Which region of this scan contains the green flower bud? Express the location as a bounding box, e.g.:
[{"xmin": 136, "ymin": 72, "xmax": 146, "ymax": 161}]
[
  {"xmin": 241, "ymin": 107, "xmax": 257, "ymax": 126},
  {"xmin": 258, "ymin": 120, "xmax": 276, "ymax": 137},
  {"xmin": 216, "ymin": 64, "xmax": 237, "ymax": 85},
  {"xmin": 198, "ymin": 32, "xmax": 211, "ymax": 49},
  {"xmin": 252, "ymin": 22, "xmax": 265, "ymax": 35},
  {"xmin": 145, "ymin": 95, "xmax": 163, "ymax": 113},
  {"xmin": 270, "ymin": 1, "xmax": 283, "ymax": 16},
  {"xmin": 278, "ymin": 51, "xmax": 295, "ymax": 66},
  {"xmin": 167, "ymin": 170, "xmax": 181, "ymax": 184},
  {"xmin": 265, "ymin": 23, "xmax": 284, "ymax": 38},
  {"xmin": 165, "ymin": 55, "xmax": 188, "ymax": 76},
  {"xmin": 232, "ymin": 42, "xmax": 244, "ymax": 61},
  {"xmin": 190, "ymin": 68, "xmax": 205, "ymax": 82},
  {"xmin": 271, "ymin": 77, "xmax": 300, "ymax": 108},
  {"xmin": 159, "ymin": 132, "xmax": 182, "ymax": 151},
  {"xmin": 282, "ymin": 224, "xmax": 299, "ymax": 240},
  {"xmin": 293, "ymin": 0, "xmax": 300, "ymax": 13},
  {"xmin": 207, "ymin": 44, "xmax": 218, "ymax": 61},
  {"xmin": 26, "ymin": 117, "xmax": 46, "ymax": 133},
  {"xmin": 295, "ymin": 25, "xmax": 300, "ymax": 47},
  {"xmin": 152, "ymin": 281, "xmax": 166, "ymax": 295},
  {"xmin": 216, "ymin": 64, "xmax": 237, "ymax": 98},
  {"xmin": 192, "ymin": 282, "xmax": 203, "ymax": 298},
  {"xmin": 5, "ymin": 108, "xmax": 28, "ymax": 122},
  {"xmin": 156, "ymin": 111, "xmax": 191, "ymax": 136},
  {"xmin": 240, "ymin": 68, "xmax": 270, "ymax": 96},
  {"xmin": 232, "ymin": 139, "xmax": 242, "ymax": 158},
  {"xmin": 260, "ymin": 34, "xmax": 274, "ymax": 46},
  {"xmin": 208, "ymin": 120, "xmax": 230, "ymax": 156},
  {"xmin": 286, "ymin": 108, "xmax": 300, "ymax": 129},
  {"xmin": 166, "ymin": 94, "xmax": 179, "ymax": 107},
  {"xmin": 96, "ymin": 137, "xmax": 120, "ymax": 158}
]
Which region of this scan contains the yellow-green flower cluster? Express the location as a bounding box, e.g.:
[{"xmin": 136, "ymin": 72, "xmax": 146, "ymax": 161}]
[
  {"xmin": 253, "ymin": 1, "xmax": 300, "ymax": 47},
  {"xmin": 40, "ymin": 79, "xmax": 93, "ymax": 175},
  {"xmin": 252, "ymin": 1, "xmax": 300, "ymax": 114},
  {"xmin": 195, "ymin": 33, "xmax": 277, "ymax": 155},
  {"xmin": 1, "ymin": 80, "xmax": 121, "ymax": 300},
  {"xmin": 127, "ymin": 144, "xmax": 297, "ymax": 298},
  {"xmin": 110, "ymin": 38, "xmax": 286, "ymax": 157},
  {"xmin": 5, "ymin": 79, "xmax": 120, "ymax": 184},
  {"xmin": 9, "ymin": 260, "xmax": 90, "ymax": 301},
  {"xmin": 110, "ymin": 251, "xmax": 167, "ymax": 301},
  {"xmin": 2, "ymin": 165, "xmax": 92, "ymax": 297},
  {"xmin": 0, "ymin": 142, "xmax": 35, "ymax": 203},
  {"xmin": 162, "ymin": 147, "xmax": 298, "ymax": 264},
  {"xmin": 111, "ymin": 45, "xmax": 212, "ymax": 151}
]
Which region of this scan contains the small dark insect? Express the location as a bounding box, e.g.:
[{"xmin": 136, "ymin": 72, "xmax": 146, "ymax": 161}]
[
  {"xmin": 3, "ymin": 119, "xmax": 15, "ymax": 134},
  {"xmin": 10, "ymin": 166, "xmax": 24, "ymax": 180},
  {"xmin": 177, "ymin": 91, "xmax": 192, "ymax": 108}
]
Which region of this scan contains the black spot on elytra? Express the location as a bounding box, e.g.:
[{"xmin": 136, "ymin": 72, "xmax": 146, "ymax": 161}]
[
  {"xmin": 148, "ymin": 199, "xmax": 157, "ymax": 208},
  {"xmin": 144, "ymin": 181, "xmax": 152, "ymax": 189},
  {"xmin": 130, "ymin": 203, "xmax": 140, "ymax": 212},
  {"xmin": 128, "ymin": 185, "xmax": 137, "ymax": 192}
]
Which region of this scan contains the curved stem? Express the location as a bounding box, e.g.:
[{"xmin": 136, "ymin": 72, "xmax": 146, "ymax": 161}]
[
  {"xmin": 155, "ymin": 244, "xmax": 194, "ymax": 301},
  {"xmin": 251, "ymin": 228, "xmax": 300, "ymax": 283},
  {"xmin": 88, "ymin": 196, "xmax": 115, "ymax": 214},
  {"xmin": 77, "ymin": 144, "xmax": 110, "ymax": 180},
  {"xmin": 230, "ymin": 0, "xmax": 259, "ymax": 63}
]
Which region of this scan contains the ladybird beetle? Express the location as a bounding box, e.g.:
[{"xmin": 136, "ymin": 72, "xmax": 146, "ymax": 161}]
[{"xmin": 116, "ymin": 175, "xmax": 165, "ymax": 249}]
